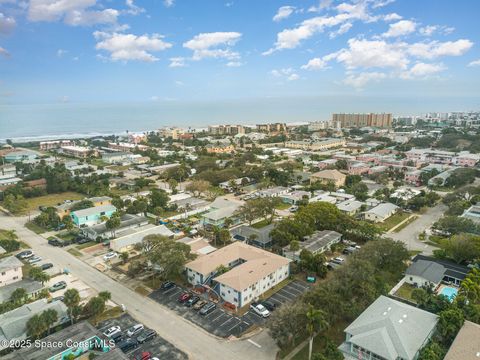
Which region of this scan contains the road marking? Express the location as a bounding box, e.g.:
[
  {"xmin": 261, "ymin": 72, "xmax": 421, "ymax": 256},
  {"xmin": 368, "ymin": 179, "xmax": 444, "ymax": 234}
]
[
  {"xmin": 227, "ymin": 321, "xmax": 241, "ymax": 333},
  {"xmin": 272, "ymin": 292, "xmax": 290, "ymax": 302},
  {"xmin": 281, "ymin": 288, "xmax": 300, "ymax": 298},
  {"xmin": 210, "ymin": 312, "xmax": 225, "ymax": 322},
  {"xmin": 247, "ymin": 339, "xmax": 262, "ymax": 348}
]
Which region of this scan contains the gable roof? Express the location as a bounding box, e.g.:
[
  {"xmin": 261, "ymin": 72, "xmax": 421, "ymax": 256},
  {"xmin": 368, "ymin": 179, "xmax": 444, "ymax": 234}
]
[
  {"xmin": 312, "ymin": 169, "xmax": 346, "ymax": 180},
  {"xmin": 345, "ymin": 296, "xmax": 438, "ymax": 360},
  {"xmin": 444, "ymin": 321, "xmax": 480, "ymax": 360},
  {"xmin": 405, "ymin": 260, "xmax": 445, "ymax": 284},
  {"xmin": 365, "ymin": 203, "xmax": 399, "ymax": 218},
  {"xmin": 0, "ymin": 256, "xmax": 23, "ymax": 272},
  {"xmin": 412, "ymin": 255, "xmax": 470, "ymax": 281}
]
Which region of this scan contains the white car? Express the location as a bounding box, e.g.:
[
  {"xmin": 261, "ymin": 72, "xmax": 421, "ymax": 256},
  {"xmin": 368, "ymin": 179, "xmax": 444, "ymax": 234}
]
[
  {"xmin": 332, "ymin": 257, "xmax": 345, "ymax": 264},
  {"xmin": 126, "ymin": 323, "xmax": 144, "ymax": 337},
  {"xmin": 103, "ymin": 252, "xmax": 117, "ymax": 261},
  {"xmin": 250, "ymin": 303, "xmax": 270, "ymax": 318},
  {"xmin": 28, "ymin": 256, "xmax": 42, "ymax": 264},
  {"xmin": 103, "ymin": 326, "xmax": 121, "ymax": 338}
]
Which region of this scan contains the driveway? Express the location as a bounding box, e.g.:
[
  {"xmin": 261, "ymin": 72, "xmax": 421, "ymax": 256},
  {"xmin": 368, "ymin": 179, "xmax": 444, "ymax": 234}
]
[
  {"xmin": 387, "ymin": 203, "xmax": 447, "ymax": 255},
  {"xmin": 0, "ymin": 213, "xmax": 278, "ymax": 360}
]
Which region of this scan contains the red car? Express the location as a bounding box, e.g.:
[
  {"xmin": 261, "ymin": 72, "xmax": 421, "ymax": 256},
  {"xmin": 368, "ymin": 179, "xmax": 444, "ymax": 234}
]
[
  {"xmin": 135, "ymin": 352, "xmax": 151, "ymax": 360},
  {"xmin": 178, "ymin": 292, "xmax": 191, "ymax": 303}
]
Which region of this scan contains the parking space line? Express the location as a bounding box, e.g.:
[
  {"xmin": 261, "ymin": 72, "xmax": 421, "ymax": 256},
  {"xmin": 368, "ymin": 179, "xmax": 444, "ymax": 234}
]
[
  {"xmin": 289, "ymin": 282, "xmax": 309, "ymax": 292},
  {"xmin": 219, "ymin": 317, "xmax": 237, "ymax": 329},
  {"xmin": 279, "ymin": 288, "xmax": 300, "ymax": 299},
  {"xmin": 163, "ymin": 286, "xmax": 178, "ymax": 294},
  {"xmin": 210, "ymin": 312, "xmax": 226, "ymax": 323},
  {"xmin": 204, "ymin": 309, "xmax": 221, "ymax": 319},
  {"xmin": 284, "ymin": 285, "xmax": 303, "ymax": 295},
  {"xmin": 227, "ymin": 320, "xmax": 241, "ymax": 333},
  {"xmin": 272, "ymin": 292, "xmax": 291, "ymax": 302}
]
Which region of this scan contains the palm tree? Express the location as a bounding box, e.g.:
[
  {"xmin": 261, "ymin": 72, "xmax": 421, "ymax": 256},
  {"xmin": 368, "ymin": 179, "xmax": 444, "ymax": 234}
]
[
  {"xmin": 306, "ymin": 306, "xmax": 329, "ymax": 360},
  {"xmin": 41, "ymin": 309, "xmax": 58, "ymax": 334},
  {"xmin": 26, "ymin": 314, "xmax": 47, "ymax": 339},
  {"xmin": 63, "ymin": 288, "xmax": 81, "ymax": 325}
]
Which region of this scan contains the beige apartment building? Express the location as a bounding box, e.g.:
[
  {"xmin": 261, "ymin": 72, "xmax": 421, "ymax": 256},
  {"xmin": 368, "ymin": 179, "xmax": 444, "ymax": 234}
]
[
  {"xmin": 285, "ymin": 138, "xmax": 346, "ymax": 151},
  {"xmin": 333, "ymin": 113, "xmax": 392, "ymax": 128}
]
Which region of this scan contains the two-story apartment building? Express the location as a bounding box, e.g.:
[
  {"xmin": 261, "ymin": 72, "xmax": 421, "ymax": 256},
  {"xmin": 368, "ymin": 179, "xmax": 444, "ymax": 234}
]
[
  {"xmin": 0, "ymin": 256, "xmax": 23, "ymax": 287},
  {"xmin": 185, "ymin": 242, "xmax": 291, "ymax": 308},
  {"xmin": 71, "ymin": 204, "xmax": 116, "ymax": 227}
]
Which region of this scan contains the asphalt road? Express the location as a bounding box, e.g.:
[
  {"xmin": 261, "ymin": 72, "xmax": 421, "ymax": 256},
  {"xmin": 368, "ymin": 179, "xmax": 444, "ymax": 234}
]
[
  {"xmin": 0, "ymin": 214, "xmax": 278, "ymax": 360},
  {"xmin": 387, "ymin": 203, "xmax": 447, "ymax": 255}
]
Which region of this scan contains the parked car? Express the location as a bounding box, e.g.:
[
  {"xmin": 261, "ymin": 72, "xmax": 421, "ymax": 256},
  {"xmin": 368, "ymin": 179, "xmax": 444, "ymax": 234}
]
[
  {"xmin": 103, "ymin": 252, "xmax": 117, "ymax": 261},
  {"xmin": 51, "ymin": 296, "xmax": 64, "ymax": 302},
  {"xmin": 137, "ymin": 329, "xmax": 157, "ymax": 344},
  {"xmin": 49, "ymin": 281, "xmax": 67, "ymax": 292},
  {"xmin": 250, "ymin": 303, "xmax": 270, "ymax": 318},
  {"xmin": 28, "ymin": 256, "xmax": 42, "ymax": 264},
  {"xmin": 193, "ymin": 300, "xmax": 208, "ymax": 311},
  {"xmin": 40, "ymin": 263, "xmax": 54, "ymax": 270},
  {"xmin": 342, "ymin": 246, "xmax": 357, "ymax": 255},
  {"xmin": 134, "ymin": 352, "xmax": 152, "ymax": 360},
  {"xmin": 16, "ymin": 250, "xmax": 33, "ymax": 259},
  {"xmin": 331, "ymin": 257, "xmax": 345, "ymax": 264},
  {"xmin": 288, "ymin": 205, "xmax": 299, "ymax": 212},
  {"xmin": 178, "ymin": 292, "xmax": 191, "ymax": 303},
  {"xmin": 110, "ymin": 331, "xmax": 123, "ymax": 343},
  {"xmin": 126, "ymin": 324, "xmax": 144, "ymax": 337},
  {"xmin": 76, "ymin": 237, "xmax": 90, "ymax": 244},
  {"xmin": 199, "ymin": 302, "xmax": 216, "ymax": 315},
  {"xmin": 261, "ymin": 301, "xmax": 277, "ymax": 312},
  {"xmin": 48, "ymin": 238, "xmax": 64, "ymax": 247},
  {"xmin": 185, "ymin": 295, "xmax": 200, "ymax": 307},
  {"xmin": 160, "ymin": 281, "xmax": 175, "ymax": 291},
  {"xmin": 117, "ymin": 338, "xmax": 138, "ymax": 353},
  {"xmin": 103, "ymin": 326, "xmax": 121, "ymax": 338},
  {"xmin": 327, "ymin": 261, "xmax": 341, "ymax": 270}
]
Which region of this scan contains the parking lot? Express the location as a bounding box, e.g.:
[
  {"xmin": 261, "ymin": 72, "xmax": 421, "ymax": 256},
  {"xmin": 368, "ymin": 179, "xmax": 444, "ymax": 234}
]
[
  {"xmin": 97, "ymin": 313, "xmax": 187, "ymax": 360},
  {"xmin": 148, "ymin": 280, "xmax": 311, "ymax": 338}
]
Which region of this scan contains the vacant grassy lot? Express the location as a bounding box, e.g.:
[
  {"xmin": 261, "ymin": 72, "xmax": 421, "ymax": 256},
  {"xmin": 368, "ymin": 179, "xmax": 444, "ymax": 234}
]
[
  {"xmin": 378, "ymin": 211, "xmax": 411, "ymax": 232},
  {"xmin": 25, "ymin": 221, "xmax": 47, "ymax": 234},
  {"xmin": 24, "ymin": 192, "xmax": 85, "ymax": 212}
]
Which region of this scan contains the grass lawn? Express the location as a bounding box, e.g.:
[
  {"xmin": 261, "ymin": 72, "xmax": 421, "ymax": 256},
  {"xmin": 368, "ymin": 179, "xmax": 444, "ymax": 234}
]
[
  {"xmin": 25, "ymin": 221, "xmax": 47, "ymax": 234},
  {"xmin": 67, "ymin": 248, "xmax": 82, "ymax": 257},
  {"xmin": 392, "ymin": 215, "xmax": 418, "ymax": 233},
  {"xmin": 251, "ymin": 218, "xmax": 274, "ymax": 229},
  {"xmin": 378, "ymin": 212, "xmax": 411, "ymax": 232},
  {"xmin": 275, "ymin": 202, "xmax": 291, "ymax": 210},
  {"xmin": 91, "ymin": 306, "xmax": 124, "ymax": 325},
  {"xmin": 57, "ymin": 230, "xmax": 79, "ymax": 241},
  {"xmin": 24, "ymin": 192, "xmax": 84, "ymax": 212},
  {"xmin": 394, "ymin": 283, "xmax": 417, "ymax": 303},
  {"xmin": 76, "ymin": 241, "xmax": 97, "ymax": 250},
  {"xmin": 135, "ymin": 285, "xmax": 151, "ymax": 296}
]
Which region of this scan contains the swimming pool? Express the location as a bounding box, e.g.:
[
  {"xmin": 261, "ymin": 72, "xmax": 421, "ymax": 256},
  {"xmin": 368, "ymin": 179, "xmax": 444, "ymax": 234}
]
[{"xmin": 440, "ymin": 286, "xmax": 458, "ymax": 302}]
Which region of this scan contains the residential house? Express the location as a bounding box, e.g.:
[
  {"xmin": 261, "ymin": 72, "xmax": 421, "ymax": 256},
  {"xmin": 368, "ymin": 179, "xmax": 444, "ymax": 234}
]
[
  {"xmin": 347, "ymin": 161, "xmax": 370, "ymax": 175},
  {"xmin": 444, "ymin": 321, "xmax": 480, "ymax": 360},
  {"xmin": 82, "ymin": 214, "xmax": 149, "ymax": 240},
  {"xmin": 280, "ymin": 190, "xmax": 311, "ymax": 205},
  {"xmin": 283, "ymin": 230, "xmax": 342, "ymax": 262},
  {"xmin": 0, "ymin": 256, "xmax": 23, "ymax": 287},
  {"xmin": 256, "ymin": 186, "xmax": 289, "ymax": 198},
  {"xmin": 408, "ymin": 255, "xmax": 470, "ymax": 287},
  {"xmin": 310, "ymin": 169, "xmax": 346, "ymax": 188},
  {"xmin": 317, "ymin": 159, "xmax": 337, "ymax": 169},
  {"xmin": 0, "ymin": 279, "xmax": 44, "ymax": 303},
  {"xmin": 176, "ymin": 237, "xmax": 217, "ymax": 257},
  {"xmin": 205, "ymin": 144, "xmax": 235, "ymax": 154},
  {"xmin": 454, "ymin": 151, "xmax": 480, "ymax": 167},
  {"xmin": 336, "ymin": 200, "xmax": 365, "ymax": 216},
  {"xmin": 201, "ymin": 198, "xmax": 244, "ymax": 228},
  {"xmin": 364, "ymin": 203, "xmax": 399, "ymax": 222},
  {"xmin": 109, "ymin": 224, "xmax": 174, "ymax": 253},
  {"xmin": 338, "ymin": 295, "xmax": 438, "ymax": 360},
  {"xmin": 405, "ymin": 260, "xmax": 446, "ymax": 289},
  {"xmin": 71, "ymin": 204, "xmax": 116, "ymax": 227},
  {"xmin": 230, "ymin": 223, "xmax": 275, "ymax": 249},
  {"xmin": 0, "ymin": 164, "xmax": 16, "ymax": 178},
  {"xmin": 460, "ymin": 203, "xmax": 480, "ymax": 224},
  {"xmin": 0, "ymin": 299, "xmax": 68, "ymax": 351},
  {"xmin": 4, "ymin": 150, "xmax": 38, "ymax": 163},
  {"xmin": 185, "ymin": 242, "xmax": 291, "ymax": 308},
  {"xmin": 405, "ymin": 170, "xmax": 422, "ymax": 186},
  {"xmin": 428, "ymin": 169, "xmax": 454, "ymax": 186}
]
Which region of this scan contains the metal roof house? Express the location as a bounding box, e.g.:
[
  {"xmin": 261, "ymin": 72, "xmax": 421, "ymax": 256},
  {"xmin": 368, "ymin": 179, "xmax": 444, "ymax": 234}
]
[
  {"xmin": 283, "ymin": 230, "xmax": 342, "ymax": 262},
  {"xmin": 339, "ymin": 295, "xmax": 438, "ymax": 360},
  {"xmin": 364, "ymin": 203, "xmax": 399, "ymax": 223},
  {"xmin": 230, "ymin": 223, "xmax": 275, "ymax": 249},
  {"xmin": 71, "ymin": 204, "xmax": 116, "ymax": 227}
]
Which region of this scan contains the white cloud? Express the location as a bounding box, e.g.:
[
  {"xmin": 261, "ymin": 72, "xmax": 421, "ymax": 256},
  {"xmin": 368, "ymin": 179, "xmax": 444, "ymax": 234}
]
[
  {"xmin": 94, "ymin": 31, "xmax": 172, "ymax": 62},
  {"xmin": 0, "ymin": 46, "xmax": 10, "ymax": 58},
  {"xmin": 372, "ymin": 0, "xmax": 395, "ymax": 8},
  {"xmin": 169, "ymin": 57, "xmax": 186, "ymax": 67},
  {"xmin": 265, "ymin": 1, "xmax": 377, "ymax": 54},
  {"xmin": 273, "ymin": 6, "xmax": 295, "ymax": 22},
  {"xmin": 468, "ymin": 59, "xmax": 480, "ymax": 67},
  {"xmin": 383, "ymin": 20, "xmax": 416, "ymax": 37},
  {"xmin": 226, "ymin": 61, "xmax": 242, "ymax": 67},
  {"xmin": 125, "ymin": 0, "xmax": 144, "ymax": 15},
  {"xmin": 0, "ymin": 12, "xmax": 16, "ymax": 34},
  {"xmin": 308, "ymin": 0, "xmax": 332, "ymax": 12},
  {"xmin": 344, "ymin": 71, "xmax": 386, "ymax": 88},
  {"xmin": 301, "ymin": 57, "xmax": 327, "ymax": 70},
  {"xmin": 59, "ymin": 95, "xmax": 69, "ymax": 103},
  {"xmin": 175, "ymin": 80, "xmax": 184, "ymax": 86},
  {"xmin": 383, "ymin": 13, "xmax": 402, "ymax": 22},
  {"xmin": 163, "ymin": 0, "xmax": 174, "ymax": 7},
  {"xmin": 271, "ymin": 67, "xmax": 299, "ymax": 81},
  {"xmin": 28, "ymin": 0, "xmax": 119, "ymax": 26},
  {"xmin": 400, "ymin": 62, "xmax": 445, "ymax": 79},
  {"xmin": 329, "ymin": 38, "xmax": 410, "ymax": 70},
  {"xmin": 419, "ymin": 25, "xmax": 455, "ymax": 37},
  {"xmin": 56, "ymin": 49, "xmax": 68, "ymax": 57},
  {"xmin": 407, "ymin": 39, "xmax": 473, "ymax": 59},
  {"xmin": 329, "ymin": 22, "xmax": 352, "ymax": 38},
  {"xmin": 183, "ymin": 32, "xmax": 242, "ymax": 60}
]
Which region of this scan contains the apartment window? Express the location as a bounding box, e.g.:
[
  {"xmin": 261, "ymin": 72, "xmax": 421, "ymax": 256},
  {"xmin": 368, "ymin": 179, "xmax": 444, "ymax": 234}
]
[
  {"xmin": 1, "ymin": 272, "xmax": 5, "ymax": 276},
  {"xmin": 13, "ymin": 276, "xmax": 18, "ymax": 280}
]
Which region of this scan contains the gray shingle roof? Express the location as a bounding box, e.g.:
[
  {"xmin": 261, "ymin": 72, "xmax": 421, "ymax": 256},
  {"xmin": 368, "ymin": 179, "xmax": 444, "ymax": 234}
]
[
  {"xmin": 0, "ymin": 256, "xmax": 23, "ymax": 272},
  {"xmin": 344, "ymin": 296, "xmax": 438, "ymax": 360},
  {"xmin": 405, "ymin": 260, "xmax": 445, "ymax": 284},
  {"xmin": 0, "ymin": 279, "xmax": 44, "ymax": 303}
]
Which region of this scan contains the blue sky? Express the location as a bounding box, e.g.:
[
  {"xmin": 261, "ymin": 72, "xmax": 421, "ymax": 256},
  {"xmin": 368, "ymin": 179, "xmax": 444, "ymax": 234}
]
[{"xmin": 0, "ymin": 0, "xmax": 479, "ymax": 123}]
